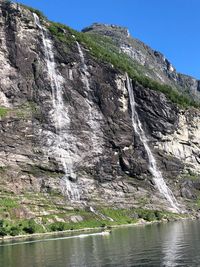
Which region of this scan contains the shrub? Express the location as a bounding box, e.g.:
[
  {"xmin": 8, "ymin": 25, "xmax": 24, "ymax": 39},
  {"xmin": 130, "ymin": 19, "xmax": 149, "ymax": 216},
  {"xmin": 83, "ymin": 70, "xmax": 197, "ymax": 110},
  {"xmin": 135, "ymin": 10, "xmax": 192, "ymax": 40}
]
[
  {"xmin": 23, "ymin": 219, "xmax": 38, "ymax": 234},
  {"xmin": 49, "ymin": 222, "xmax": 66, "ymax": 232},
  {"xmin": 10, "ymin": 226, "xmax": 21, "ymax": 236},
  {"xmin": 0, "ymin": 220, "xmax": 8, "ymax": 237},
  {"xmin": 136, "ymin": 209, "xmax": 157, "ymax": 222},
  {"xmin": 155, "ymin": 211, "xmax": 163, "ymax": 221},
  {"xmin": 145, "ymin": 212, "xmax": 157, "ymax": 222}
]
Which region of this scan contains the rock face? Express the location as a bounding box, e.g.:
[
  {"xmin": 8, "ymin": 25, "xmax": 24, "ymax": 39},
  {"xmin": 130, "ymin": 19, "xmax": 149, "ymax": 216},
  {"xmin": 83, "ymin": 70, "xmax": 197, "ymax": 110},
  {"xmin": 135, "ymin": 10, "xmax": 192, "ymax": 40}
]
[
  {"xmin": 0, "ymin": 2, "xmax": 200, "ymax": 213},
  {"xmin": 83, "ymin": 23, "xmax": 200, "ymax": 100}
]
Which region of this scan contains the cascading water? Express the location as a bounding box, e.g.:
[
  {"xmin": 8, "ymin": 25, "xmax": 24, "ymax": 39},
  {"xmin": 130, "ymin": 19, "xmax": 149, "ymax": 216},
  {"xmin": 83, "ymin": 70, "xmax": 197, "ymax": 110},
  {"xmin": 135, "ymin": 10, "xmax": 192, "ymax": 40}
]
[
  {"xmin": 76, "ymin": 42, "xmax": 108, "ymax": 215},
  {"xmin": 76, "ymin": 41, "xmax": 102, "ymax": 153},
  {"xmin": 33, "ymin": 13, "xmax": 80, "ymax": 201},
  {"xmin": 126, "ymin": 74, "xmax": 180, "ymax": 212},
  {"xmin": 76, "ymin": 41, "xmax": 91, "ymax": 93}
]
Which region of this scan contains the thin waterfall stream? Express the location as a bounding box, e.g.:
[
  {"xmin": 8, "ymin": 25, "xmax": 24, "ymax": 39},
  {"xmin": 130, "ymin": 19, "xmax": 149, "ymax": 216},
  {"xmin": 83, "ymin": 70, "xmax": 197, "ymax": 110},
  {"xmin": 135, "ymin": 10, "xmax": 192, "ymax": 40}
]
[
  {"xmin": 76, "ymin": 41, "xmax": 102, "ymax": 154},
  {"xmin": 76, "ymin": 41, "xmax": 91, "ymax": 92},
  {"xmin": 33, "ymin": 13, "xmax": 80, "ymax": 201},
  {"xmin": 126, "ymin": 74, "xmax": 180, "ymax": 212},
  {"xmin": 76, "ymin": 42, "xmax": 111, "ymax": 218}
]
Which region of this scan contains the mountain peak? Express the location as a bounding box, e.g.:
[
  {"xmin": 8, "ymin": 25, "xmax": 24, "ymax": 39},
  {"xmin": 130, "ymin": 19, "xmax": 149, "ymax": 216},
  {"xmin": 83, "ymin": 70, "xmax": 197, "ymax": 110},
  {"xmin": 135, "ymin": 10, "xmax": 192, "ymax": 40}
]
[{"xmin": 82, "ymin": 23, "xmax": 130, "ymax": 38}]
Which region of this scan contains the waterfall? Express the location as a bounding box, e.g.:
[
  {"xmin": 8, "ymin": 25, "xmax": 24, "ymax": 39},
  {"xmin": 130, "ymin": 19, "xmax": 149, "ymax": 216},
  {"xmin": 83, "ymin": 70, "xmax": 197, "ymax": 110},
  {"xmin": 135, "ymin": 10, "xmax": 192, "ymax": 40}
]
[
  {"xmin": 76, "ymin": 41, "xmax": 102, "ymax": 154},
  {"xmin": 126, "ymin": 74, "xmax": 180, "ymax": 212},
  {"xmin": 33, "ymin": 13, "xmax": 80, "ymax": 201},
  {"xmin": 76, "ymin": 42, "xmax": 91, "ymax": 92}
]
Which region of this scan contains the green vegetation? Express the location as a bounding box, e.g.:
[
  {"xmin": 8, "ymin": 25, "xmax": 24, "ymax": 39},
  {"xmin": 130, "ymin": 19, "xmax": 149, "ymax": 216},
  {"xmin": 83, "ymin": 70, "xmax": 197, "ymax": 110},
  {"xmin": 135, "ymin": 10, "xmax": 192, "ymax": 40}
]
[
  {"xmin": 43, "ymin": 208, "xmax": 172, "ymax": 233},
  {"xmin": 0, "ymin": 101, "xmax": 41, "ymax": 120},
  {"xmin": 48, "ymin": 23, "xmax": 75, "ymax": 46},
  {"xmin": 187, "ymin": 196, "xmax": 200, "ymax": 211},
  {"xmin": 14, "ymin": 2, "xmax": 199, "ymax": 108},
  {"xmin": 9, "ymin": 226, "xmax": 21, "ymax": 236},
  {"xmin": 47, "ymin": 22, "xmax": 199, "ymax": 108},
  {"xmin": 23, "ymin": 219, "xmax": 44, "ymax": 234},
  {"xmin": 0, "ymin": 198, "xmax": 18, "ymax": 209},
  {"xmin": 100, "ymin": 208, "xmax": 183, "ymax": 223},
  {"xmin": 48, "ymin": 219, "xmax": 107, "ymax": 232},
  {"xmin": 19, "ymin": 3, "xmax": 47, "ymax": 19},
  {"xmin": 0, "ymin": 219, "xmax": 44, "ymax": 237},
  {"xmin": 0, "ymin": 197, "xmax": 19, "ymax": 219},
  {"xmin": 15, "ymin": 101, "xmax": 40, "ymax": 119},
  {"xmin": 0, "ymin": 201, "xmax": 186, "ymax": 238},
  {"xmin": 186, "ymin": 170, "xmax": 199, "ymax": 180},
  {"xmin": 136, "ymin": 209, "xmax": 162, "ymax": 222},
  {"xmin": 181, "ymin": 174, "xmax": 199, "ymax": 181},
  {"xmin": 100, "ymin": 208, "xmax": 137, "ymax": 224},
  {"xmin": 0, "ymin": 107, "xmax": 9, "ymax": 118},
  {"xmin": 0, "ymin": 191, "xmax": 187, "ymax": 239},
  {"xmin": 0, "ymin": 220, "xmax": 8, "ymax": 237},
  {"xmin": 13, "ymin": 3, "xmax": 198, "ymax": 108}
]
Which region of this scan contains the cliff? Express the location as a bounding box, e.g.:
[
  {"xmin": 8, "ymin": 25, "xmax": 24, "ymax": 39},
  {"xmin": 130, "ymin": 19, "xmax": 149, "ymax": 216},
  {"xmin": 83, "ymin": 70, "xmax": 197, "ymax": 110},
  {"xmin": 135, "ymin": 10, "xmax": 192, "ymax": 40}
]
[
  {"xmin": 83, "ymin": 23, "xmax": 200, "ymax": 101},
  {"xmin": 0, "ymin": 1, "xmax": 200, "ymax": 232}
]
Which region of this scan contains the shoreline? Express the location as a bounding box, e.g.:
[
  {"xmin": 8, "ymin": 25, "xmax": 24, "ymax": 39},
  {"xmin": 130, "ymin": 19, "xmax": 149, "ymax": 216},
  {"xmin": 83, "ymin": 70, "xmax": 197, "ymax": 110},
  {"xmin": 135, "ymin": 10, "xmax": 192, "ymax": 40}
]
[{"xmin": 0, "ymin": 216, "xmax": 193, "ymax": 244}]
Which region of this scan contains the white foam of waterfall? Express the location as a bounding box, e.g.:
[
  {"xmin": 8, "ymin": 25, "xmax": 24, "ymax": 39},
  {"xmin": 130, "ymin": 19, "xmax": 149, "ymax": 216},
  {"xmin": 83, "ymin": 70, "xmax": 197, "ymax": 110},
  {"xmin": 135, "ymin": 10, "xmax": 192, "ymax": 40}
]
[
  {"xmin": 126, "ymin": 74, "xmax": 179, "ymax": 212},
  {"xmin": 33, "ymin": 13, "xmax": 80, "ymax": 201},
  {"xmin": 76, "ymin": 42, "xmax": 91, "ymax": 92},
  {"xmin": 76, "ymin": 41, "xmax": 102, "ymax": 154}
]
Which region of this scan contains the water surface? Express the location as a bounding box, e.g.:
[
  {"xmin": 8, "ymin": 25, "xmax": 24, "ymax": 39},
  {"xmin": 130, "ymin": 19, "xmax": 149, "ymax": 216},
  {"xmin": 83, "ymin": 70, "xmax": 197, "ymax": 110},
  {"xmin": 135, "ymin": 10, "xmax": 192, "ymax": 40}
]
[{"xmin": 0, "ymin": 220, "xmax": 200, "ymax": 267}]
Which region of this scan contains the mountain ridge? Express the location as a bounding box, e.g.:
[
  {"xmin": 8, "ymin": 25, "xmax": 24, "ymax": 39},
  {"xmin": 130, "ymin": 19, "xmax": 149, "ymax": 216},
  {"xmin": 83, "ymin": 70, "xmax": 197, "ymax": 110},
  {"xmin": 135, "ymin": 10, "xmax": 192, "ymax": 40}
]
[{"xmin": 82, "ymin": 22, "xmax": 200, "ymax": 101}]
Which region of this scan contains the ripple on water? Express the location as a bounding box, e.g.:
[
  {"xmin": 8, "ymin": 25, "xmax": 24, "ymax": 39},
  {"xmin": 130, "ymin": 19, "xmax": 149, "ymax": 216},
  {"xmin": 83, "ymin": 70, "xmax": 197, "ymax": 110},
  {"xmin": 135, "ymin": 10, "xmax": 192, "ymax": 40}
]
[{"xmin": 0, "ymin": 221, "xmax": 200, "ymax": 267}]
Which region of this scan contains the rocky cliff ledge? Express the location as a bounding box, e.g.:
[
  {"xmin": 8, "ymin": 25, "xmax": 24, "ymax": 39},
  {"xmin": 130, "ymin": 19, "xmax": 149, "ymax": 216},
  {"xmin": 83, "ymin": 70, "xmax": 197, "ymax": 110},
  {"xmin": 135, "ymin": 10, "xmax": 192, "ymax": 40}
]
[{"xmin": 0, "ymin": 1, "xmax": 199, "ymax": 232}]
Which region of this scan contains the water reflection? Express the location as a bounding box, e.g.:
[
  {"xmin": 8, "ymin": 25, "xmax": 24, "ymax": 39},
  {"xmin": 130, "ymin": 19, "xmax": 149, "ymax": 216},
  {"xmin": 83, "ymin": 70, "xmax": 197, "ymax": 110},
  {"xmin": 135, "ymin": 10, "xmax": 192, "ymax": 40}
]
[
  {"xmin": 0, "ymin": 221, "xmax": 200, "ymax": 266},
  {"xmin": 162, "ymin": 222, "xmax": 185, "ymax": 266}
]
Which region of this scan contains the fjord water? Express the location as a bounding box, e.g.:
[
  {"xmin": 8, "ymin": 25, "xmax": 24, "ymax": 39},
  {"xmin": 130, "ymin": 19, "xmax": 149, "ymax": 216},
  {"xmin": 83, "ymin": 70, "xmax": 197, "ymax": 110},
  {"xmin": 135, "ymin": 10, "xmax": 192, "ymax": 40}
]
[
  {"xmin": 126, "ymin": 75, "xmax": 179, "ymax": 212},
  {"xmin": 1, "ymin": 220, "xmax": 200, "ymax": 266},
  {"xmin": 33, "ymin": 14, "xmax": 80, "ymax": 200}
]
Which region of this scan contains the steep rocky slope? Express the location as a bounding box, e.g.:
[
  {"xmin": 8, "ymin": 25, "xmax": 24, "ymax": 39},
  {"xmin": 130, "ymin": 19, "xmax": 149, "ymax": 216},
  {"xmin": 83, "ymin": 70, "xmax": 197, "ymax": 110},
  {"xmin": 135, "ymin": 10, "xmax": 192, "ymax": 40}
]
[
  {"xmin": 83, "ymin": 23, "xmax": 200, "ymax": 100},
  {"xmin": 0, "ymin": 1, "xmax": 200, "ymax": 229}
]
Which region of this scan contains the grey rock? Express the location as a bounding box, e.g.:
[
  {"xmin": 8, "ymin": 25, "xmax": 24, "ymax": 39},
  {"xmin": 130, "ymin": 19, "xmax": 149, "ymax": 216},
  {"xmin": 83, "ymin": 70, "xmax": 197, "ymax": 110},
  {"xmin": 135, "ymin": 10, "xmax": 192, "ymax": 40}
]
[
  {"xmin": 0, "ymin": 2, "xmax": 199, "ymax": 213},
  {"xmin": 70, "ymin": 215, "xmax": 83, "ymax": 223},
  {"xmin": 83, "ymin": 23, "xmax": 200, "ymax": 100},
  {"xmin": 181, "ymin": 181, "xmax": 197, "ymax": 199}
]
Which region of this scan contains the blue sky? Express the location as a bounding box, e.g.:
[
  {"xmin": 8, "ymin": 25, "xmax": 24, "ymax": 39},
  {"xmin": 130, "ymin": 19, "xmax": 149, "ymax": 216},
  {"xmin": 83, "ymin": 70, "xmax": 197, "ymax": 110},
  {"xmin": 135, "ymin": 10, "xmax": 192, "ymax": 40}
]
[{"xmin": 18, "ymin": 0, "xmax": 200, "ymax": 78}]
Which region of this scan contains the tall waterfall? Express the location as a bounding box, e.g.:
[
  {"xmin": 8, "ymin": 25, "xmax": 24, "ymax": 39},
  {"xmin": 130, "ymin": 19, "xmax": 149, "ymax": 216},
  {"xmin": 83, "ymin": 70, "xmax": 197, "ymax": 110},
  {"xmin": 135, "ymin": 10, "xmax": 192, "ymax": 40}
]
[
  {"xmin": 33, "ymin": 14, "xmax": 80, "ymax": 201},
  {"xmin": 126, "ymin": 75, "xmax": 179, "ymax": 212},
  {"xmin": 76, "ymin": 41, "xmax": 102, "ymax": 153}
]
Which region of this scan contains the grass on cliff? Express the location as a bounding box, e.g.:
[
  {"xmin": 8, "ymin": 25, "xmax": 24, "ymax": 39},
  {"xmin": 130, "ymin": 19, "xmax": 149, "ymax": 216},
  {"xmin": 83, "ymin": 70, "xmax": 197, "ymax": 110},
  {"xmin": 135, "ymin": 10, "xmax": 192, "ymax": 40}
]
[
  {"xmin": 0, "ymin": 101, "xmax": 41, "ymax": 120},
  {"xmin": 0, "ymin": 206, "xmax": 185, "ymax": 237},
  {"xmin": 0, "ymin": 198, "xmax": 18, "ymax": 209},
  {"xmin": 0, "ymin": 107, "xmax": 9, "ymax": 118},
  {"xmin": 47, "ymin": 22, "xmax": 200, "ymax": 109},
  {"xmin": 16, "ymin": 3, "xmax": 200, "ymax": 108},
  {"xmin": 19, "ymin": 3, "xmax": 47, "ymax": 19}
]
